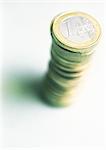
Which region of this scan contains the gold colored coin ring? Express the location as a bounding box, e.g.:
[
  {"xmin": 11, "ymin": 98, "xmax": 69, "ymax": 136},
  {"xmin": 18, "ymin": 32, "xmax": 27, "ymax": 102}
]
[{"xmin": 51, "ymin": 11, "xmax": 101, "ymax": 51}]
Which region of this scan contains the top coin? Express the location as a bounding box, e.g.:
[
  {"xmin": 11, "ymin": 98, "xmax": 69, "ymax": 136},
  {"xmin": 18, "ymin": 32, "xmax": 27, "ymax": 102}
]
[{"xmin": 51, "ymin": 11, "xmax": 101, "ymax": 51}]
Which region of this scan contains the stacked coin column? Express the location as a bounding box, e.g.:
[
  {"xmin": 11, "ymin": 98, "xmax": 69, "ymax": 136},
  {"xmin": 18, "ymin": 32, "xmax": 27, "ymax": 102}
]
[{"xmin": 42, "ymin": 11, "xmax": 101, "ymax": 107}]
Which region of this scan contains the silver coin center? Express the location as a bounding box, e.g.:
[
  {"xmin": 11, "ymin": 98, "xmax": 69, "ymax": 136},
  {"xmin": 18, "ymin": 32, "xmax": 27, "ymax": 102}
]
[{"xmin": 60, "ymin": 16, "xmax": 96, "ymax": 43}]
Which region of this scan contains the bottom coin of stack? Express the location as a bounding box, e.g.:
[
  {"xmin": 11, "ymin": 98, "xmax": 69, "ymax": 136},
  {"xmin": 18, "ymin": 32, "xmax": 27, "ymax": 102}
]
[{"xmin": 42, "ymin": 11, "xmax": 101, "ymax": 107}]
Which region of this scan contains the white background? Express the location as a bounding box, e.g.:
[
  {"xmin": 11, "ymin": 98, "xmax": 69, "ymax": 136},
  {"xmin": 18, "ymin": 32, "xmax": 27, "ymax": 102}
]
[{"xmin": 0, "ymin": 1, "xmax": 105, "ymax": 150}]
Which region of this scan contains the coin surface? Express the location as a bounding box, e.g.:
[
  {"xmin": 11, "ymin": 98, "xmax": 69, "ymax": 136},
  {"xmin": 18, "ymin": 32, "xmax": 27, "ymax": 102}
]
[{"xmin": 51, "ymin": 11, "xmax": 101, "ymax": 50}]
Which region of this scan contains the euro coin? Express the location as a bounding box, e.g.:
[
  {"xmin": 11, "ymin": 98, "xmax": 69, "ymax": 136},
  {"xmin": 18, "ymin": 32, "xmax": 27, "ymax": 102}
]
[{"xmin": 43, "ymin": 11, "xmax": 101, "ymax": 107}]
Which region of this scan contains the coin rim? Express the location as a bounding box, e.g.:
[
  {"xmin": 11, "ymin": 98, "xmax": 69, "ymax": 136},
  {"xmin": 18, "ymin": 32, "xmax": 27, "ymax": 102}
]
[{"xmin": 51, "ymin": 11, "xmax": 101, "ymax": 50}]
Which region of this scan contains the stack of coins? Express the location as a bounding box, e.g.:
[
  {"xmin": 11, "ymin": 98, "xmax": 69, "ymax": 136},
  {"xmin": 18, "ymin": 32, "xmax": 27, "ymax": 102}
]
[{"xmin": 42, "ymin": 11, "xmax": 101, "ymax": 107}]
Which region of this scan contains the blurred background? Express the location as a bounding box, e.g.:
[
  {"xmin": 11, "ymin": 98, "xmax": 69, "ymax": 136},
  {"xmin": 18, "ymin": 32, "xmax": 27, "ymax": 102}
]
[{"xmin": 0, "ymin": 1, "xmax": 105, "ymax": 149}]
